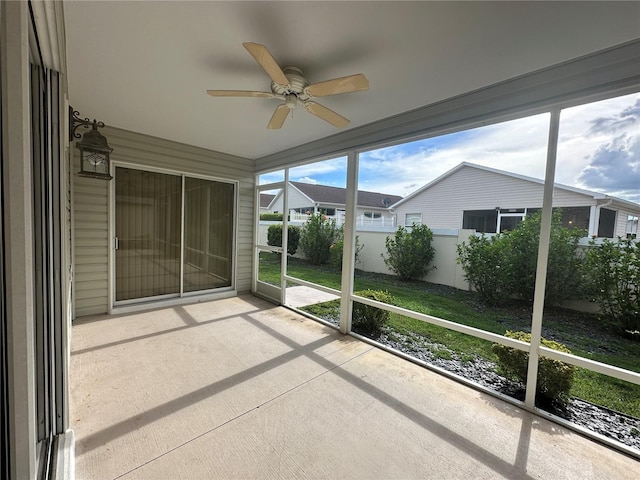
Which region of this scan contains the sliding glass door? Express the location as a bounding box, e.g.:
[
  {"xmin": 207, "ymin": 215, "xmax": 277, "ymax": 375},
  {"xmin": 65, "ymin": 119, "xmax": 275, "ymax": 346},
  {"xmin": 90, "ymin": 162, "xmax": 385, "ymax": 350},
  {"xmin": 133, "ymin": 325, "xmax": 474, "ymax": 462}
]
[
  {"xmin": 115, "ymin": 168, "xmax": 181, "ymax": 301},
  {"xmin": 115, "ymin": 167, "xmax": 234, "ymax": 304},
  {"xmin": 183, "ymin": 177, "xmax": 234, "ymax": 292}
]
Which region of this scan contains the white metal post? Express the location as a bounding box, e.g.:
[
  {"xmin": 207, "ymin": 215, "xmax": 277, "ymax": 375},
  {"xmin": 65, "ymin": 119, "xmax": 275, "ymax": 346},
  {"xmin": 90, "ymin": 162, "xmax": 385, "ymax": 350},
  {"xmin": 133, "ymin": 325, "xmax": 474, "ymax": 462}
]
[
  {"xmin": 525, "ymin": 109, "xmax": 560, "ymax": 408},
  {"xmin": 281, "ymin": 169, "xmax": 289, "ymax": 305},
  {"xmin": 339, "ymin": 152, "xmax": 358, "ymax": 334},
  {"xmin": 252, "ymin": 185, "xmax": 259, "ymax": 294}
]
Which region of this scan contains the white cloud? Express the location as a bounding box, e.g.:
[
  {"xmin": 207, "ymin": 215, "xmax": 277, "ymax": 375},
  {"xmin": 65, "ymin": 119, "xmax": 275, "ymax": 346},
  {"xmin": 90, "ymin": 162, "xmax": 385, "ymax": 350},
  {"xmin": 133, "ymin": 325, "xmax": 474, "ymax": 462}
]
[
  {"xmin": 289, "ymin": 157, "xmax": 347, "ymax": 186},
  {"xmin": 293, "ymin": 176, "xmax": 319, "ymax": 185},
  {"xmin": 559, "ymin": 94, "xmax": 640, "ymax": 202},
  {"xmin": 359, "ymin": 113, "xmax": 551, "ymax": 196}
]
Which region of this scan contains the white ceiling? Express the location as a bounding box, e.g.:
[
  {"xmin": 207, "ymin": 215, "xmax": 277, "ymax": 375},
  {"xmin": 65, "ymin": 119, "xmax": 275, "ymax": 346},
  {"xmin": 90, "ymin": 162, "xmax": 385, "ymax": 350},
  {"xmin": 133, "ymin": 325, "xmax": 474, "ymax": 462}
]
[{"xmin": 64, "ymin": 1, "xmax": 640, "ymax": 160}]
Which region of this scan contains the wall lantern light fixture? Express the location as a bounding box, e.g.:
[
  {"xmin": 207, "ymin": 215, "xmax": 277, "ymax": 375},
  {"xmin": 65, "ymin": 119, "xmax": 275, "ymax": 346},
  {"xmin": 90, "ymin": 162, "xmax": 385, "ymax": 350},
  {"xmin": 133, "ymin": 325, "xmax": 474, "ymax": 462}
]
[{"xmin": 69, "ymin": 106, "xmax": 113, "ymax": 180}]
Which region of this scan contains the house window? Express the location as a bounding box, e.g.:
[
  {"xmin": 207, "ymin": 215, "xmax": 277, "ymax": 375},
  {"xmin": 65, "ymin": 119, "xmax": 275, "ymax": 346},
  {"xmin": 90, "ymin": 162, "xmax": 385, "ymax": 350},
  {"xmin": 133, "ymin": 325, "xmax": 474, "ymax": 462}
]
[
  {"xmin": 627, "ymin": 215, "xmax": 639, "ymax": 239},
  {"xmin": 497, "ymin": 209, "xmax": 526, "ymax": 233},
  {"xmin": 560, "ymin": 207, "xmax": 590, "ymax": 230},
  {"xmin": 364, "ymin": 211, "xmax": 382, "ymax": 219},
  {"xmin": 405, "ymin": 213, "xmax": 422, "ymax": 226},
  {"xmin": 293, "ymin": 207, "xmax": 314, "ymax": 214},
  {"xmin": 462, "ymin": 210, "xmax": 498, "ymax": 233},
  {"xmin": 318, "ymin": 208, "xmax": 336, "ymax": 216},
  {"xmin": 597, "ymin": 208, "xmax": 616, "ymax": 238},
  {"xmin": 498, "ymin": 215, "xmax": 524, "ymax": 232}
]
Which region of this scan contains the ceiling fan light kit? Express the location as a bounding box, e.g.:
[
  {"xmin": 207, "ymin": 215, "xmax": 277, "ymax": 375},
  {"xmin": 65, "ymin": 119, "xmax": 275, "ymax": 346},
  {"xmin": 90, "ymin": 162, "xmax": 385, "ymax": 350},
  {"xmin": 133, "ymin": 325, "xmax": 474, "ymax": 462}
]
[{"xmin": 207, "ymin": 42, "xmax": 369, "ymax": 129}]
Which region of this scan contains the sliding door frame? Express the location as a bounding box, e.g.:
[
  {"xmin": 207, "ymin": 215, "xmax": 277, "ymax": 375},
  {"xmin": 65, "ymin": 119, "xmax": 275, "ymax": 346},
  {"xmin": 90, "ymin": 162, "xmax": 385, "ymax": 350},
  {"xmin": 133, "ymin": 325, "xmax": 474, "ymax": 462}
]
[{"xmin": 109, "ymin": 161, "xmax": 239, "ymax": 313}]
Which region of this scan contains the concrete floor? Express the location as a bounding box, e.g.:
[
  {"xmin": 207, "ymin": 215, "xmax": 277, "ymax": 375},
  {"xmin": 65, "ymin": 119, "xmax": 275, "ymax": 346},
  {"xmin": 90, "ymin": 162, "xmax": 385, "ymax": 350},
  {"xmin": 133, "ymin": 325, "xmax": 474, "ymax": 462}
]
[
  {"xmin": 70, "ymin": 295, "xmax": 638, "ymax": 480},
  {"xmin": 285, "ymin": 285, "xmax": 340, "ymax": 309}
]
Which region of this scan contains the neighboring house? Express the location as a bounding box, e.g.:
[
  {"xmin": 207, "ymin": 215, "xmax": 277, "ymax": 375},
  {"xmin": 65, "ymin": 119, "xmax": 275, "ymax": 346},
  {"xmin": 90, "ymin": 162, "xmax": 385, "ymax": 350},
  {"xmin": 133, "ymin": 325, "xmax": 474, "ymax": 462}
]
[
  {"xmin": 259, "ymin": 193, "xmax": 276, "ymax": 213},
  {"xmin": 391, "ymin": 162, "xmax": 640, "ymax": 238},
  {"xmin": 268, "ymin": 181, "xmax": 402, "ymax": 228}
]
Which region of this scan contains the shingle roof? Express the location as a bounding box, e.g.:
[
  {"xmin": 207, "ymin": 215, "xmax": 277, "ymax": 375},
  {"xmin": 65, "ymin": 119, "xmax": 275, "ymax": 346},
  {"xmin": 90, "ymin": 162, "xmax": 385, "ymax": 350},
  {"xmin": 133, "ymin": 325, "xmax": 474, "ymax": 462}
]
[
  {"xmin": 290, "ymin": 181, "xmax": 402, "ymax": 209},
  {"xmin": 391, "ymin": 162, "xmax": 640, "ymax": 210},
  {"xmin": 259, "ymin": 193, "xmax": 275, "ymax": 208}
]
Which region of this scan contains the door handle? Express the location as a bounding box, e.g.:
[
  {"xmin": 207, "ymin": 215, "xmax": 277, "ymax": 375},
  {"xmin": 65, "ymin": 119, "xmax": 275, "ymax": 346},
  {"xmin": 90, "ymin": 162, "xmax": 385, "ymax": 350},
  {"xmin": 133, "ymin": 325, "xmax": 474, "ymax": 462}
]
[{"xmin": 115, "ymin": 236, "xmax": 119, "ymax": 250}]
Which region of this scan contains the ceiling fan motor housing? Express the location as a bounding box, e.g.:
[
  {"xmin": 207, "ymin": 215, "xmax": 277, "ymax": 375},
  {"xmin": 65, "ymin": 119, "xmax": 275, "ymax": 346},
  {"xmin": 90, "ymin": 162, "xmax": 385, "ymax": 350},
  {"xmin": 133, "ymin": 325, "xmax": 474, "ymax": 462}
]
[{"xmin": 272, "ymin": 66, "xmax": 310, "ymax": 99}]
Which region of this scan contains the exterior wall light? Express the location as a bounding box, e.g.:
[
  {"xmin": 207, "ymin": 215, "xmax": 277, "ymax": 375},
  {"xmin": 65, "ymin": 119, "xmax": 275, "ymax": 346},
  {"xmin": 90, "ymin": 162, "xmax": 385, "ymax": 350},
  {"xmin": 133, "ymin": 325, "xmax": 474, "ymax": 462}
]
[{"xmin": 69, "ymin": 106, "xmax": 113, "ymax": 180}]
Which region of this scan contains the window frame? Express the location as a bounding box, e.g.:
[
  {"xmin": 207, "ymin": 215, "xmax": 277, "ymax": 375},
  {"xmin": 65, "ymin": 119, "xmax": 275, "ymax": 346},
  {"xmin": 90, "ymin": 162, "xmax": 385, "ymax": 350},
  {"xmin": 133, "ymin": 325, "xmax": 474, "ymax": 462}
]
[{"xmin": 405, "ymin": 213, "xmax": 422, "ymax": 226}]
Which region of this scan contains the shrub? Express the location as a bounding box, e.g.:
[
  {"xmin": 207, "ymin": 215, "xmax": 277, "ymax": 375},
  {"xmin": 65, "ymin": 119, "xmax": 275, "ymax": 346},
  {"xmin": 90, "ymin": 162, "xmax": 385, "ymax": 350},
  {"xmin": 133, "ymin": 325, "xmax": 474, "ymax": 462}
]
[
  {"xmin": 457, "ymin": 210, "xmax": 584, "ymax": 306},
  {"xmin": 299, "ymin": 213, "xmax": 339, "ymax": 265},
  {"xmin": 506, "ymin": 211, "xmax": 584, "ymax": 304},
  {"xmin": 352, "ymin": 289, "xmax": 393, "ymax": 337},
  {"xmin": 581, "ymin": 238, "xmax": 639, "ymax": 340},
  {"xmin": 456, "ymin": 234, "xmax": 514, "ymax": 306},
  {"xmin": 329, "ymin": 227, "xmax": 364, "ymax": 270},
  {"xmin": 266, "ymin": 224, "xmax": 301, "ymax": 255},
  {"xmin": 492, "ymin": 331, "xmax": 576, "ymax": 404},
  {"xmin": 382, "ymin": 224, "xmax": 436, "ymax": 281},
  {"xmin": 260, "ymin": 212, "xmax": 285, "ymax": 221}
]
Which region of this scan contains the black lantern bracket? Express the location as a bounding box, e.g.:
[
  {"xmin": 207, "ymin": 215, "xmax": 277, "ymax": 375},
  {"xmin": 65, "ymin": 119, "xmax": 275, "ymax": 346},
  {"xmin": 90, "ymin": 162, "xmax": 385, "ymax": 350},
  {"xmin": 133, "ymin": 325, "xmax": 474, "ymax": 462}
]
[
  {"xmin": 69, "ymin": 106, "xmax": 113, "ymax": 180},
  {"xmin": 69, "ymin": 107, "xmax": 105, "ymax": 141}
]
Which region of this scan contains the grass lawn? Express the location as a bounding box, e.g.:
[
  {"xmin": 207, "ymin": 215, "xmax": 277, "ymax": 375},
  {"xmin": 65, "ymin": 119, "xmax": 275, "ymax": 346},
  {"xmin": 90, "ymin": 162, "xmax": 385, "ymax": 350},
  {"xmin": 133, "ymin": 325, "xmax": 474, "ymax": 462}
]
[{"xmin": 258, "ymin": 253, "xmax": 640, "ymax": 418}]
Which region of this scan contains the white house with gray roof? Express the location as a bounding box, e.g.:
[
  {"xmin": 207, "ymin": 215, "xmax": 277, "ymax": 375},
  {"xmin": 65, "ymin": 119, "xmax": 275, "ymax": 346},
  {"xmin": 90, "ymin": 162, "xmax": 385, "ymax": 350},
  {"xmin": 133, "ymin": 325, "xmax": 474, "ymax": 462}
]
[
  {"xmin": 391, "ymin": 162, "xmax": 640, "ymax": 238},
  {"xmin": 268, "ymin": 181, "xmax": 402, "ymax": 228}
]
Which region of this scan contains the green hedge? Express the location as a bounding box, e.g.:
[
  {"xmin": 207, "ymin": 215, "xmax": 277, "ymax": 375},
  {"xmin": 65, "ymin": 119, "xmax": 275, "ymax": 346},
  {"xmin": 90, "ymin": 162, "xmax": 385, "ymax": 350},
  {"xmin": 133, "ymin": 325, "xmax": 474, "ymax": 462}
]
[
  {"xmin": 492, "ymin": 330, "xmax": 576, "ymax": 404},
  {"xmin": 266, "ymin": 224, "xmax": 301, "ymax": 255},
  {"xmin": 457, "ymin": 210, "xmax": 584, "ymax": 305},
  {"xmin": 260, "ymin": 213, "xmax": 287, "ymax": 221},
  {"xmin": 300, "ymin": 213, "xmax": 339, "ymax": 265},
  {"xmin": 352, "ymin": 289, "xmax": 393, "ymax": 337},
  {"xmin": 581, "ymin": 238, "xmax": 640, "ymax": 340},
  {"xmin": 382, "ymin": 224, "xmax": 436, "ymax": 281}
]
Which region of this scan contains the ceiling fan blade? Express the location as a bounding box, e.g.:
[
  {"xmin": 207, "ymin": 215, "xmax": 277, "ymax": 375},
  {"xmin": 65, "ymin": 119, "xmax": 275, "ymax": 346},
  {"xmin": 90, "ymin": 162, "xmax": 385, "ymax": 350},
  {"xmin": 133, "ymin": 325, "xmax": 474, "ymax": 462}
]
[
  {"xmin": 267, "ymin": 104, "xmax": 291, "ymax": 129},
  {"xmin": 303, "ymin": 101, "xmax": 350, "ymax": 128},
  {"xmin": 206, "ymin": 90, "xmax": 276, "ymax": 98},
  {"xmin": 242, "ymin": 42, "xmax": 289, "ymax": 86},
  {"xmin": 305, "ymin": 74, "xmax": 369, "ymax": 97}
]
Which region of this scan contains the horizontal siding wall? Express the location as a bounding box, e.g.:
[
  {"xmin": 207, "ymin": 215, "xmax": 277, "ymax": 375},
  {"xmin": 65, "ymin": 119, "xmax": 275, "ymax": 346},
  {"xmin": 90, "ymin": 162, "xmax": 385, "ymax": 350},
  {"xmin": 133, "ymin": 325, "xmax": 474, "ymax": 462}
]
[
  {"xmin": 72, "ymin": 126, "xmax": 254, "ymax": 317},
  {"xmin": 394, "ymin": 167, "xmax": 596, "ymax": 230},
  {"xmin": 616, "ymin": 208, "xmax": 635, "ymax": 238},
  {"xmin": 73, "ymin": 165, "xmax": 110, "ymax": 316}
]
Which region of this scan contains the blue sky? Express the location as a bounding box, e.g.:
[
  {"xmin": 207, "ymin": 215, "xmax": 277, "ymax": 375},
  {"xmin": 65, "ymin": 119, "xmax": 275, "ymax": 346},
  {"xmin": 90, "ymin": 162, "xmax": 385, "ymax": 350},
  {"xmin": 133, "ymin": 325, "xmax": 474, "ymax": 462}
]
[{"xmin": 261, "ymin": 92, "xmax": 640, "ymax": 203}]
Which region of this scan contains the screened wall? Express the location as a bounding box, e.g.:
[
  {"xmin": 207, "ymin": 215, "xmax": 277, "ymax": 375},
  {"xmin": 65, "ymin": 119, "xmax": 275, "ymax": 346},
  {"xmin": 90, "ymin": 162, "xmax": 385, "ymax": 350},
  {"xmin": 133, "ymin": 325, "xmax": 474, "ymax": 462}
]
[{"xmin": 254, "ymin": 73, "xmax": 640, "ymax": 458}]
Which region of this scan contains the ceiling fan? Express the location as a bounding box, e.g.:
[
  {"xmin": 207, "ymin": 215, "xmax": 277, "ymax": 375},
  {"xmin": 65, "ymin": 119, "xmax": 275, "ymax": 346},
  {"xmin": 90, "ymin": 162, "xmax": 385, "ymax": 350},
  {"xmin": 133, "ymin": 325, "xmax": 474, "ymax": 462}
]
[{"xmin": 207, "ymin": 42, "xmax": 369, "ymax": 129}]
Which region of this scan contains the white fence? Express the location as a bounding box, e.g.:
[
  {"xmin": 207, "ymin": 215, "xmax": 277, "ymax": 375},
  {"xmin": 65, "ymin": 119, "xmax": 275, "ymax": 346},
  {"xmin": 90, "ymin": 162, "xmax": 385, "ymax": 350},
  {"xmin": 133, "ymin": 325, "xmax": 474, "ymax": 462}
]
[
  {"xmin": 287, "ymin": 211, "xmax": 396, "ymax": 229},
  {"xmin": 257, "ymin": 222, "xmax": 608, "ymax": 313},
  {"xmin": 258, "ymin": 223, "xmax": 472, "ymax": 290},
  {"xmin": 355, "ymin": 229, "xmax": 474, "ymax": 290}
]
